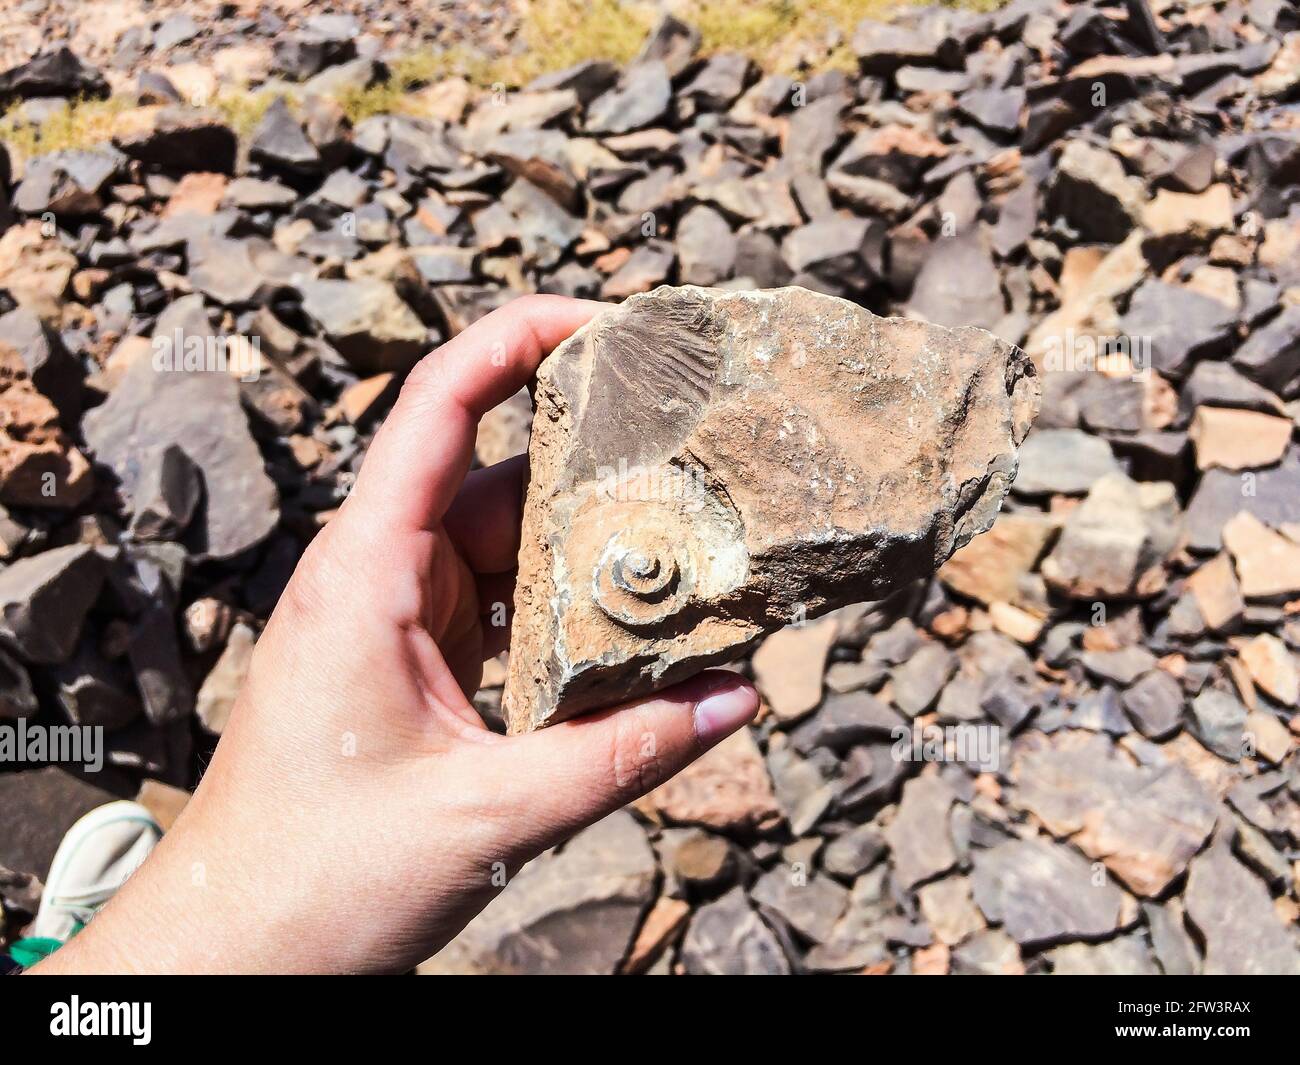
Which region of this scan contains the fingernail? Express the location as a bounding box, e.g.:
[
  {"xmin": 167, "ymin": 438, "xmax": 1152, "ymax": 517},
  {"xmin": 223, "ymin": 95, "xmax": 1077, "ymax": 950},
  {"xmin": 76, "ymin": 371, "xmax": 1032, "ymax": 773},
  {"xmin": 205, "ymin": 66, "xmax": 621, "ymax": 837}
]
[{"xmin": 693, "ymin": 682, "xmax": 759, "ymax": 743}]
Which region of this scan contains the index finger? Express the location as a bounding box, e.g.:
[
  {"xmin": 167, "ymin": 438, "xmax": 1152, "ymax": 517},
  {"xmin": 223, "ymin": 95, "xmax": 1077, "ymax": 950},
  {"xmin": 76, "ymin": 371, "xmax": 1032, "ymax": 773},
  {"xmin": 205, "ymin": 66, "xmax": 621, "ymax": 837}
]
[{"xmin": 349, "ymin": 294, "xmax": 603, "ymax": 534}]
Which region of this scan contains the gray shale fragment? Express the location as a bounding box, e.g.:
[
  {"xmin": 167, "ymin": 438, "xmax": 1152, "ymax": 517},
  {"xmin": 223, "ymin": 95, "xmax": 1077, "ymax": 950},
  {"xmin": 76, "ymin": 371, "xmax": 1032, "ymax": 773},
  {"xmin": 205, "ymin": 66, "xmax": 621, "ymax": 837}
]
[{"xmin": 504, "ymin": 285, "xmax": 1039, "ymax": 731}]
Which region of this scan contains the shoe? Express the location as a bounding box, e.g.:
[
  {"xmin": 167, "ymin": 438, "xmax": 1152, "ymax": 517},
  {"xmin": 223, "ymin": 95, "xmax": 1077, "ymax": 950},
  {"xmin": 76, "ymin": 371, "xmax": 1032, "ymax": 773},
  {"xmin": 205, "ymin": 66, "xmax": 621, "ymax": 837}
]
[{"xmin": 9, "ymin": 800, "xmax": 162, "ymax": 966}]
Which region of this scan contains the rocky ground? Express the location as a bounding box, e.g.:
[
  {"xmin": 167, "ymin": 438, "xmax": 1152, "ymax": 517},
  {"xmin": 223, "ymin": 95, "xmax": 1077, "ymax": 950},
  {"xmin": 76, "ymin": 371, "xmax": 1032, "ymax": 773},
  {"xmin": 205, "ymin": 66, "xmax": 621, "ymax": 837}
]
[
  {"xmin": 0, "ymin": 0, "xmax": 518, "ymax": 81},
  {"xmin": 2, "ymin": 0, "xmax": 1300, "ymax": 975}
]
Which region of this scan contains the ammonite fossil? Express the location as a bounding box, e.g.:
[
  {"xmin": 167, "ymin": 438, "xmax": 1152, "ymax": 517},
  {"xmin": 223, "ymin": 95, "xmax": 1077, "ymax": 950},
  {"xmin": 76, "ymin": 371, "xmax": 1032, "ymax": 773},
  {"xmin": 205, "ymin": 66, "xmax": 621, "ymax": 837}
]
[{"xmin": 505, "ymin": 285, "xmax": 1039, "ymax": 731}]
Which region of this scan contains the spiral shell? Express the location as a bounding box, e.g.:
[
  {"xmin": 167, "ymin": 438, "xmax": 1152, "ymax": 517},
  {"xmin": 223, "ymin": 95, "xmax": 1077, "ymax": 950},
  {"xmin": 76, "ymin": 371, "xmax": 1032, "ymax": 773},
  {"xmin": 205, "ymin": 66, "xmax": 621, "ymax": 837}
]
[{"xmin": 592, "ymin": 528, "xmax": 693, "ymax": 629}]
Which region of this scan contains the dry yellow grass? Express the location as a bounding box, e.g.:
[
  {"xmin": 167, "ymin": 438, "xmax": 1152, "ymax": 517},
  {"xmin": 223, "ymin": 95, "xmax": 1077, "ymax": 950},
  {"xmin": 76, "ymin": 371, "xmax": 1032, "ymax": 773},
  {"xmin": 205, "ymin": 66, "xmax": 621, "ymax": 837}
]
[
  {"xmin": 0, "ymin": 95, "xmax": 132, "ymax": 160},
  {"xmin": 0, "ymin": 0, "xmax": 1004, "ymax": 156}
]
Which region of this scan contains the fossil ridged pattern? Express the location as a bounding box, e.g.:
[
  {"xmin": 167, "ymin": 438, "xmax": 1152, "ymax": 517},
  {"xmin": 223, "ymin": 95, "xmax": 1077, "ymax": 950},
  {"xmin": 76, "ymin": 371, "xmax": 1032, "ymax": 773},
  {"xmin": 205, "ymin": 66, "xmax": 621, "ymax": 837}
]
[{"xmin": 504, "ymin": 286, "xmax": 1040, "ymax": 732}]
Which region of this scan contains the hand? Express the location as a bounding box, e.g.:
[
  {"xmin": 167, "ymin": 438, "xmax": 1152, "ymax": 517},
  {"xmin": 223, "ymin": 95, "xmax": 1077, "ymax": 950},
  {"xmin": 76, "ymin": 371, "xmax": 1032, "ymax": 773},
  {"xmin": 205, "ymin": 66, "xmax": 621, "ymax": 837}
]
[{"xmin": 34, "ymin": 295, "xmax": 760, "ymax": 974}]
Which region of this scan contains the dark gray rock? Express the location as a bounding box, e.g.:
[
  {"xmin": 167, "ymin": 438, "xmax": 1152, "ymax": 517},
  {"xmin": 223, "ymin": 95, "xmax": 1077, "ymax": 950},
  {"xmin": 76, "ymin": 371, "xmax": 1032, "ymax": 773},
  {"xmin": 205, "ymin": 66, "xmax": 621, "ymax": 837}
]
[
  {"xmin": 297, "ymin": 278, "xmax": 430, "ymax": 373},
  {"xmin": 0, "ymin": 47, "xmax": 107, "ymax": 103},
  {"xmin": 0, "ymin": 545, "xmax": 105, "ymax": 664},
  {"xmin": 1143, "ymin": 901, "xmax": 1199, "ymax": 976},
  {"xmin": 885, "ymin": 775, "xmax": 957, "ymax": 889},
  {"xmin": 676, "ymin": 204, "xmax": 736, "ymax": 286},
  {"xmin": 114, "ymin": 108, "xmax": 237, "ymax": 174},
  {"xmin": 957, "ymin": 86, "xmax": 1024, "ymax": 136},
  {"xmin": 82, "ymin": 356, "xmax": 279, "ymax": 561},
  {"xmin": 0, "ymin": 768, "xmax": 122, "ymax": 878},
  {"xmin": 905, "ymin": 232, "xmax": 1004, "ymax": 331},
  {"xmin": 1185, "ymin": 451, "xmax": 1300, "ymax": 553},
  {"xmin": 1185, "ymin": 834, "xmax": 1300, "ymax": 975},
  {"xmin": 1234, "ymin": 307, "xmax": 1300, "ymax": 393},
  {"xmin": 891, "ymin": 641, "xmax": 956, "ymax": 717},
  {"xmin": 1011, "ymin": 428, "xmax": 1119, "ymax": 496},
  {"xmin": 681, "ymin": 53, "xmax": 750, "ymax": 110},
  {"xmin": 1121, "ymin": 669, "xmax": 1185, "ymax": 739},
  {"xmin": 250, "ymin": 97, "xmax": 321, "ymax": 174},
  {"xmin": 0, "ymin": 647, "xmax": 37, "ymax": 719},
  {"xmin": 821, "ymin": 823, "xmax": 886, "ymax": 878},
  {"xmin": 0, "ymin": 306, "xmax": 83, "ymax": 423},
  {"xmin": 586, "ymin": 62, "xmax": 672, "ymax": 134},
  {"xmin": 1121, "ymin": 280, "xmax": 1236, "ymax": 378},
  {"xmin": 971, "ymin": 836, "xmax": 1127, "ymax": 947},
  {"xmin": 752, "ymin": 868, "xmax": 849, "ymax": 944},
  {"xmin": 428, "ymin": 811, "xmax": 656, "ymax": 975},
  {"xmin": 680, "ymin": 886, "xmax": 791, "ymax": 975},
  {"xmin": 790, "ymin": 690, "xmax": 905, "ymax": 753},
  {"xmin": 635, "ymin": 14, "xmax": 700, "ymax": 77},
  {"xmin": 128, "ymin": 444, "xmax": 201, "ymax": 541},
  {"xmin": 1179, "ymin": 360, "xmax": 1286, "ymax": 423},
  {"xmin": 1047, "ymin": 140, "xmax": 1144, "ymax": 242},
  {"xmin": 53, "ymin": 642, "xmax": 140, "ymax": 729},
  {"xmin": 1190, "ymin": 688, "xmax": 1248, "ymax": 761}
]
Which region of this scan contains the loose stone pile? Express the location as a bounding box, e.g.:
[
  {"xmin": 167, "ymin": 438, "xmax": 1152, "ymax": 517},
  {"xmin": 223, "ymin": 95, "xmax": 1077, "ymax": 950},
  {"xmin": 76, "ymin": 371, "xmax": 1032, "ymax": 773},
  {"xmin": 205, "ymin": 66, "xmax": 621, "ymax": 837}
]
[{"xmin": 2, "ymin": 0, "xmax": 1300, "ymax": 975}]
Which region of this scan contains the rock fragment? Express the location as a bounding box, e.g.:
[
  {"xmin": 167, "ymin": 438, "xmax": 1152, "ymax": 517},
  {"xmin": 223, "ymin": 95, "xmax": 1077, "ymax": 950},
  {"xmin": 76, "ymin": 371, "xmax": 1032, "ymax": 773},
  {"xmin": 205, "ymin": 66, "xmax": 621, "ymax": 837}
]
[
  {"xmin": 298, "ymin": 278, "xmax": 429, "ymax": 374},
  {"xmin": 1185, "ymin": 835, "xmax": 1300, "ymax": 975},
  {"xmin": 196, "ymin": 623, "xmax": 257, "ymax": 734},
  {"xmin": 886, "ymin": 775, "xmax": 957, "ymax": 889},
  {"xmin": 0, "ymin": 545, "xmax": 105, "ymax": 664},
  {"xmin": 82, "ymin": 356, "xmax": 279, "ymax": 561},
  {"xmin": 428, "ymin": 812, "xmax": 655, "ymax": 975},
  {"xmin": 751, "ymin": 618, "xmax": 837, "ymax": 723},
  {"xmin": 642, "ymin": 727, "xmax": 780, "ymax": 833},
  {"xmin": 971, "ymin": 836, "xmax": 1127, "ymax": 947},
  {"xmin": 680, "ymin": 887, "xmax": 791, "ymax": 975},
  {"xmin": 504, "ymin": 285, "xmax": 1038, "ymax": 730},
  {"xmin": 1041, "ymin": 474, "xmax": 1179, "ymax": 599}
]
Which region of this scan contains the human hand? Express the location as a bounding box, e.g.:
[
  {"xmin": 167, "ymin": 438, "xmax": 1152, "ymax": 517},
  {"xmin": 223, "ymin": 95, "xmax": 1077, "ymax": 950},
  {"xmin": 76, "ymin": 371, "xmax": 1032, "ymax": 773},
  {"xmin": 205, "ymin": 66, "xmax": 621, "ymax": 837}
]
[{"xmin": 33, "ymin": 295, "xmax": 759, "ymax": 974}]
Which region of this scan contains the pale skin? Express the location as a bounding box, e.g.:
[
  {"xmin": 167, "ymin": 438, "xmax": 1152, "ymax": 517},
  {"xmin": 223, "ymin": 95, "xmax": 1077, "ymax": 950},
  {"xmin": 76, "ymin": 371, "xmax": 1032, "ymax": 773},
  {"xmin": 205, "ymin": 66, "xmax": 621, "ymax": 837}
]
[{"xmin": 33, "ymin": 295, "xmax": 759, "ymax": 974}]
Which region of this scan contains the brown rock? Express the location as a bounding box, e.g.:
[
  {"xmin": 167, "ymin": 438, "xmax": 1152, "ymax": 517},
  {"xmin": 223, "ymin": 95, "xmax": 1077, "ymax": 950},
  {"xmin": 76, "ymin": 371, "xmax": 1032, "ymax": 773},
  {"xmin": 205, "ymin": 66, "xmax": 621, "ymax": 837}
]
[
  {"xmin": 1186, "ymin": 552, "xmax": 1245, "ymax": 632},
  {"xmin": 621, "ymin": 895, "xmax": 690, "ymax": 974},
  {"xmin": 751, "ymin": 618, "xmax": 837, "ymax": 723},
  {"xmin": 642, "ymin": 727, "xmax": 780, "ymax": 833},
  {"xmin": 0, "ymin": 343, "xmax": 93, "ymax": 509},
  {"xmin": 938, "ymin": 511, "xmax": 1054, "ymax": 607},
  {"xmin": 1256, "ymin": 31, "xmax": 1300, "ymax": 98},
  {"xmin": 1013, "ymin": 734, "xmax": 1217, "ymax": 896},
  {"xmin": 1245, "ymin": 709, "xmax": 1292, "ymax": 764},
  {"xmin": 989, "ymin": 601, "xmax": 1043, "ymax": 644},
  {"xmin": 1189, "ymin": 406, "xmax": 1293, "ymax": 471},
  {"xmin": 135, "ymin": 779, "xmax": 189, "ymax": 832},
  {"xmin": 1223, "ymin": 512, "xmax": 1300, "ymax": 601},
  {"xmin": 195, "ymin": 622, "xmax": 256, "ymax": 734},
  {"xmin": 504, "ymin": 286, "xmax": 1038, "ymax": 729},
  {"xmin": 0, "ymin": 221, "xmax": 76, "ymax": 323},
  {"xmin": 338, "ymin": 372, "xmax": 397, "ymax": 426},
  {"xmin": 1141, "ymin": 184, "xmax": 1233, "ymax": 242},
  {"xmin": 163, "ymin": 171, "xmax": 227, "ymax": 217},
  {"xmin": 1236, "ymin": 633, "xmax": 1299, "ymax": 706},
  {"xmin": 917, "ymin": 876, "xmax": 986, "ymax": 946}
]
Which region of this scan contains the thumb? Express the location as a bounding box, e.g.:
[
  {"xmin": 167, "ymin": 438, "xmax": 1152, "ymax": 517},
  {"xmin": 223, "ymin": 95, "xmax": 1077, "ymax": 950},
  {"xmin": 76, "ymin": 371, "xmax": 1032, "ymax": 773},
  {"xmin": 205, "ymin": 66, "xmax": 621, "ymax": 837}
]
[{"xmin": 492, "ymin": 670, "xmax": 759, "ymax": 856}]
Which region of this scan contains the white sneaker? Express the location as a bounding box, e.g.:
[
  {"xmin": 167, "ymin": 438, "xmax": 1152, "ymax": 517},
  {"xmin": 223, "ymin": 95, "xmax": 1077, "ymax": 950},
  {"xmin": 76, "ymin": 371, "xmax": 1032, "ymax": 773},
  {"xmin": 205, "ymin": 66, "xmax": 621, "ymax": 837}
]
[{"xmin": 32, "ymin": 799, "xmax": 162, "ymax": 943}]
